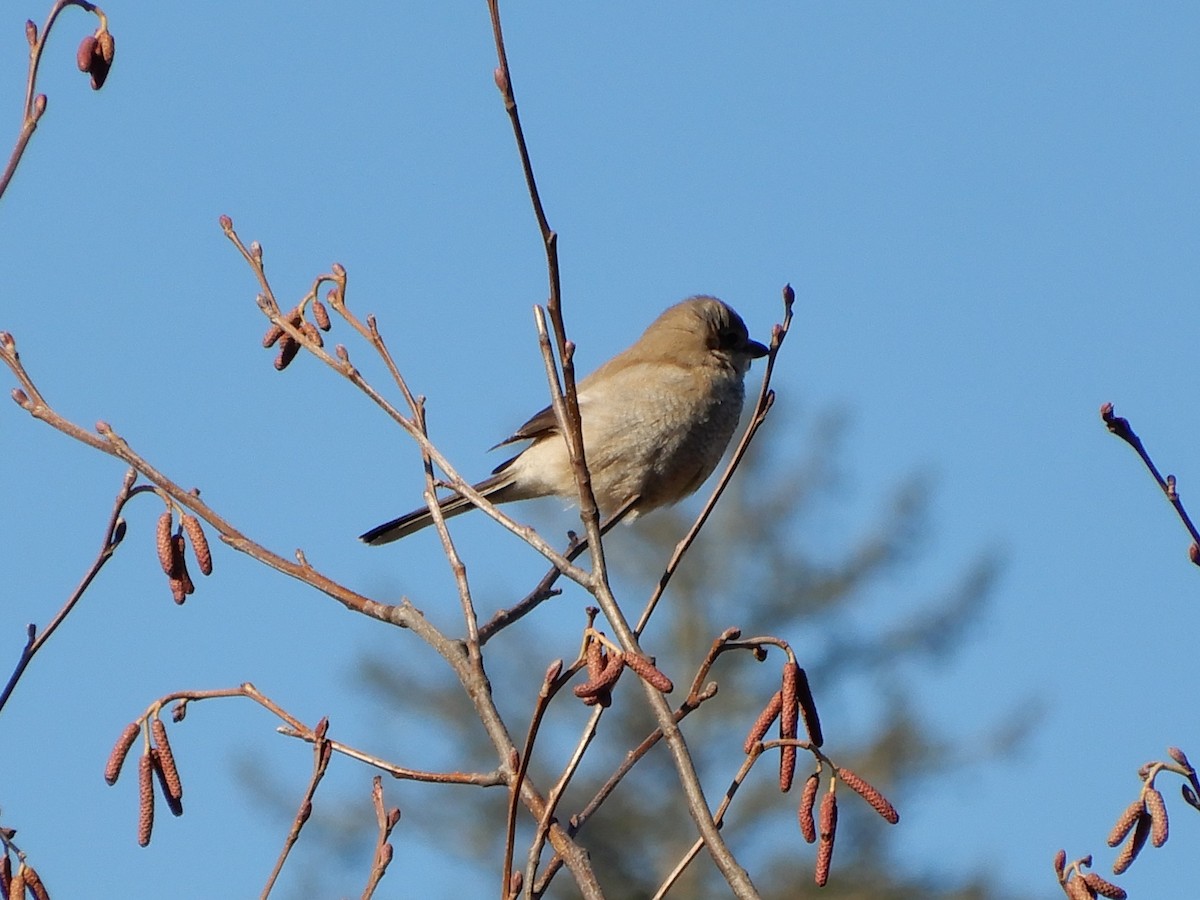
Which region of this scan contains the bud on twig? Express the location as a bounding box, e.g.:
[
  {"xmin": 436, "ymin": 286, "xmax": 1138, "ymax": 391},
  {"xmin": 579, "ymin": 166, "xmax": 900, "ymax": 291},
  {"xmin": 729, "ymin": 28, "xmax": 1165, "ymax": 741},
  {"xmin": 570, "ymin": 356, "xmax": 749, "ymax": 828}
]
[{"xmin": 1053, "ymin": 849, "xmax": 1066, "ymax": 879}]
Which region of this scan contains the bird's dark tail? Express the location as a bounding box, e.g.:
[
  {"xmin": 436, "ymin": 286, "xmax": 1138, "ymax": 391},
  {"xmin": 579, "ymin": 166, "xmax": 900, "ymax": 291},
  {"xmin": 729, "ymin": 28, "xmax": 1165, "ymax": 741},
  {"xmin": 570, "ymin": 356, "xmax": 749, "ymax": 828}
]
[{"xmin": 359, "ymin": 473, "xmax": 516, "ymax": 545}]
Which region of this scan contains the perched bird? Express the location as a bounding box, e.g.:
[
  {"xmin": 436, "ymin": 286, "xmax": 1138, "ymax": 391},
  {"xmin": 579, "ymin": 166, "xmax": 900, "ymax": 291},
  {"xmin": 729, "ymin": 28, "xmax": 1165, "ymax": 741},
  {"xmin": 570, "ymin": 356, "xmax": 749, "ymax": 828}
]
[{"xmin": 360, "ymin": 296, "xmax": 769, "ymax": 545}]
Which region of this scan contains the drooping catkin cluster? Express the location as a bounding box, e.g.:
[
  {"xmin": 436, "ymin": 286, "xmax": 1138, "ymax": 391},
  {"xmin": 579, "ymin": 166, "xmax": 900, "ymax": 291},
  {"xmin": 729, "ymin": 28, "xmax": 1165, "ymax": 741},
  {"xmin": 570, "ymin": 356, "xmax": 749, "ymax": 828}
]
[
  {"xmin": 1054, "ymin": 852, "xmax": 1127, "ymax": 900},
  {"xmin": 153, "ymin": 507, "xmax": 214, "ymax": 603},
  {"xmin": 75, "ymin": 25, "xmax": 116, "ymax": 91},
  {"xmin": 1100, "ymin": 746, "xmax": 1197, "ymax": 876},
  {"xmin": 1, "ymin": 857, "xmax": 50, "ymax": 900},
  {"xmin": 105, "ymin": 715, "xmax": 186, "ymax": 846},
  {"xmin": 573, "ymin": 636, "xmax": 623, "ymax": 708},
  {"xmin": 260, "ymin": 287, "xmax": 335, "ymax": 372},
  {"xmin": 742, "ymin": 654, "xmax": 898, "ymax": 886},
  {"xmin": 743, "ymin": 658, "xmax": 823, "ymax": 792},
  {"xmin": 570, "ymin": 629, "xmax": 674, "ymax": 706}
]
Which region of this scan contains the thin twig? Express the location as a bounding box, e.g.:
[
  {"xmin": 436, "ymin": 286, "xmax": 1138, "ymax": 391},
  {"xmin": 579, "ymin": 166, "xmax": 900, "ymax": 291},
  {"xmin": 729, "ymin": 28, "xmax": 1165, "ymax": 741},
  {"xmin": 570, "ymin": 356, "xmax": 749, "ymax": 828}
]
[
  {"xmin": 0, "ymin": 0, "xmax": 103, "ymax": 202},
  {"xmin": 0, "ymin": 467, "xmax": 140, "ymax": 716},
  {"xmin": 1101, "ymin": 402, "xmax": 1200, "ymax": 565},
  {"xmin": 485, "ymin": 3, "xmax": 761, "ymax": 893},
  {"xmin": 360, "ymin": 777, "xmax": 401, "ymax": 900},
  {"xmin": 261, "ymin": 717, "xmax": 332, "ymax": 899}
]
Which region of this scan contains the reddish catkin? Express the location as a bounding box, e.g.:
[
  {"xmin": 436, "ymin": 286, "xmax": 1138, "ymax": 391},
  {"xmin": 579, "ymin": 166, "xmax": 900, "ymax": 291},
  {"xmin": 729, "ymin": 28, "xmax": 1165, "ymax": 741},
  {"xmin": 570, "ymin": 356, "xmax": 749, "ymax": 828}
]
[
  {"xmin": 797, "ymin": 772, "xmax": 819, "ymax": 843},
  {"xmin": 150, "ymin": 750, "xmax": 183, "ymax": 817},
  {"xmin": 105, "ymin": 721, "xmax": 141, "ymax": 785},
  {"xmin": 1112, "ymin": 813, "xmax": 1151, "ymax": 875},
  {"xmin": 137, "ymin": 754, "xmax": 155, "ymax": 847},
  {"xmin": 300, "ymin": 321, "xmax": 324, "ymax": 348},
  {"xmin": 275, "ymin": 335, "xmax": 300, "ymax": 371},
  {"xmin": 261, "ymin": 323, "xmax": 285, "ymax": 348},
  {"xmin": 1064, "ymin": 877, "xmax": 1094, "ymax": 900},
  {"xmin": 151, "ymin": 719, "xmax": 183, "ymax": 803},
  {"xmin": 1082, "ymin": 872, "xmax": 1127, "ymax": 900},
  {"xmin": 180, "ymin": 515, "xmax": 212, "ymax": 576},
  {"xmin": 573, "ymin": 652, "xmax": 625, "ymax": 699},
  {"xmin": 625, "ymin": 653, "xmax": 673, "ymax": 693},
  {"xmin": 815, "ymin": 790, "xmax": 837, "ymax": 887},
  {"xmin": 312, "ymin": 298, "xmax": 331, "ymax": 331},
  {"xmin": 155, "ymin": 511, "xmax": 174, "ymax": 575},
  {"xmin": 795, "ymin": 666, "xmax": 823, "ymax": 748},
  {"xmin": 172, "ymin": 534, "xmax": 194, "ymax": 596},
  {"xmin": 1144, "ymin": 787, "xmax": 1168, "ymax": 847},
  {"xmin": 779, "ymin": 743, "xmax": 797, "ymax": 793},
  {"xmin": 780, "ymin": 662, "xmax": 800, "ymax": 741},
  {"xmin": 8, "ymin": 865, "xmax": 25, "ymax": 900},
  {"xmin": 743, "ymin": 690, "xmax": 782, "ymax": 754},
  {"xmin": 22, "ymin": 865, "xmax": 48, "ymax": 900},
  {"xmin": 75, "ymin": 34, "xmax": 96, "ymax": 71},
  {"xmin": 1106, "ymin": 799, "xmax": 1144, "ymax": 847},
  {"xmin": 585, "ymin": 638, "xmax": 604, "ymax": 682},
  {"xmin": 836, "ymin": 767, "xmax": 899, "ymax": 824},
  {"xmin": 0, "ymin": 854, "xmax": 10, "ymax": 895}
]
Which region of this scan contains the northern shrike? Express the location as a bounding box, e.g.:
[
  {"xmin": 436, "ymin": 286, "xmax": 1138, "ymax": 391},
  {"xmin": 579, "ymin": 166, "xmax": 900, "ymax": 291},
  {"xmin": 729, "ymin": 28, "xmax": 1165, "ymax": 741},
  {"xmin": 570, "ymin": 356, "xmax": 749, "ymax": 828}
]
[{"xmin": 360, "ymin": 296, "xmax": 769, "ymax": 545}]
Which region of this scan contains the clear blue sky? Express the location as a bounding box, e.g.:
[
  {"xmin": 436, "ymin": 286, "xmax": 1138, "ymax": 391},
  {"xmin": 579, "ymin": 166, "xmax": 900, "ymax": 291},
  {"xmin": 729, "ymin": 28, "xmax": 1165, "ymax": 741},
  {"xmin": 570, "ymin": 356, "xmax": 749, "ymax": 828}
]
[{"xmin": 1, "ymin": 3, "xmax": 1198, "ymax": 898}]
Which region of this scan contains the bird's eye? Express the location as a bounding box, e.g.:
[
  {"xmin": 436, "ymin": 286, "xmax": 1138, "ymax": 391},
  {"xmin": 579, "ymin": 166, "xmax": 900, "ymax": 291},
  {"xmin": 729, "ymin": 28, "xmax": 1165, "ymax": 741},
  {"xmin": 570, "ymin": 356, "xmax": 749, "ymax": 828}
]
[{"xmin": 717, "ymin": 327, "xmax": 742, "ymax": 349}]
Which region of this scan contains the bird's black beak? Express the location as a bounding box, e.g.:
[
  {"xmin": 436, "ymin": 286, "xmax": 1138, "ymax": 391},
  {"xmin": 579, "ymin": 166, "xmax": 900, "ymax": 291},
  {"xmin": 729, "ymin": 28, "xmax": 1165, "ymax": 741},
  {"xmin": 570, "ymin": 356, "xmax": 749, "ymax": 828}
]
[{"xmin": 747, "ymin": 339, "xmax": 769, "ymax": 359}]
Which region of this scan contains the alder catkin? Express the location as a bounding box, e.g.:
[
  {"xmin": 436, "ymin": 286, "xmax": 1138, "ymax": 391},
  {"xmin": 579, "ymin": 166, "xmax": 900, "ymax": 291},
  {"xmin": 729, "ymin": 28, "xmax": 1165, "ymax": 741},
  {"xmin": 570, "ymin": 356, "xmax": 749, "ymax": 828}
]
[
  {"xmin": 1112, "ymin": 812, "xmax": 1151, "ymax": 875},
  {"xmin": 180, "ymin": 514, "xmax": 212, "ymax": 575},
  {"xmin": 105, "ymin": 721, "xmax": 141, "ymax": 785},
  {"xmin": 797, "ymin": 772, "xmax": 819, "ymax": 843},
  {"xmin": 312, "ymin": 298, "xmax": 331, "ymax": 331},
  {"xmin": 137, "ymin": 754, "xmax": 155, "ymax": 846},
  {"xmin": 780, "ymin": 662, "xmax": 799, "ymax": 741},
  {"xmin": 573, "ymin": 652, "xmax": 625, "ymax": 699},
  {"xmin": 743, "ymin": 690, "xmax": 782, "ymax": 754},
  {"xmin": 625, "ymin": 652, "xmax": 673, "ymax": 693},
  {"xmin": 1144, "ymin": 787, "xmax": 1168, "ymax": 847},
  {"xmin": 815, "ymin": 790, "xmax": 837, "ymax": 887},
  {"xmin": 1106, "ymin": 798, "xmax": 1144, "ymax": 847},
  {"xmin": 151, "ymin": 718, "xmax": 183, "ymax": 804},
  {"xmin": 795, "ymin": 666, "xmax": 823, "ymax": 748},
  {"xmin": 155, "ymin": 511, "xmax": 174, "ymax": 575},
  {"xmin": 779, "ymin": 743, "xmax": 797, "ymax": 793},
  {"xmin": 1082, "ymin": 872, "xmax": 1127, "ymax": 900},
  {"xmin": 836, "ymin": 766, "xmax": 899, "ymax": 824},
  {"xmin": 21, "ymin": 864, "xmax": 48, "ymax": 900}
]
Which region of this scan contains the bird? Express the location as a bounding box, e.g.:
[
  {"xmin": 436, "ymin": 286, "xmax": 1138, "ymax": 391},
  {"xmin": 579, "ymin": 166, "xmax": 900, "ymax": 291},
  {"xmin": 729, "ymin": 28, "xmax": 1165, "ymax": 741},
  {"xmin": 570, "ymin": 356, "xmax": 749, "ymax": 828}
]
[{"xmin": 359, "ymin": 296, "xmax": 769, "ymax": 545}]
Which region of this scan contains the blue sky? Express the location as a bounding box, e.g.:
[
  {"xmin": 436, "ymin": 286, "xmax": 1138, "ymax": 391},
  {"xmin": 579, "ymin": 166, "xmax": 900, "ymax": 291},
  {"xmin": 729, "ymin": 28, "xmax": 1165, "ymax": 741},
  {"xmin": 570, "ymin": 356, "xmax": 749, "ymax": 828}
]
[{"xmin": 1, "ymin": 3, "xmax": 1198, "ymax": 898}]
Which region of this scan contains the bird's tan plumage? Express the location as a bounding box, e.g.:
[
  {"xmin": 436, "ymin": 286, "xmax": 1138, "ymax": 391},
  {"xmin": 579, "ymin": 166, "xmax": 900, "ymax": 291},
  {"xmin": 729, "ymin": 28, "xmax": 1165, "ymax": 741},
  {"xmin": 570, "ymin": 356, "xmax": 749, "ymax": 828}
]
[{"xmin": 360, "ymin": 296, "xmax": 767, "ymax": 545}]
